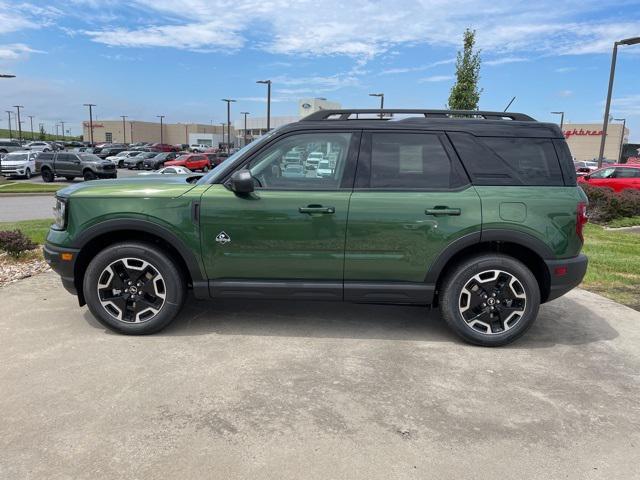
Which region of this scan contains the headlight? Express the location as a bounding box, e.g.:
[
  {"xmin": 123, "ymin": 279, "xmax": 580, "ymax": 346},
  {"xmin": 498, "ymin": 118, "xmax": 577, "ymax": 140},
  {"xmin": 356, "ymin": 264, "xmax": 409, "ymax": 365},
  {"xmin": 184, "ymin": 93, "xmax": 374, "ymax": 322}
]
[{"xmin": 53, "ymin": 197, "xmax": 68, "ymax": 230}]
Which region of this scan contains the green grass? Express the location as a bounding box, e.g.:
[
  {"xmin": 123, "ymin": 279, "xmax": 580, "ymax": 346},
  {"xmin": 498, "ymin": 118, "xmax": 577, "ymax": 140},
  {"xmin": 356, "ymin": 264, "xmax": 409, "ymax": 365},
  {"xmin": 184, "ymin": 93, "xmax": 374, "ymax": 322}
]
[
  {"xmin": 0, "ymin": 128, "xmax": 81, "ymax": 142},
  {"xmin": 605, "ymin": 216, "xmax": 640, "ymax": 228},
  {"xmin": 0, "ymin": 219, "xmax": 52, "ymax": 245},
  {"xmin": 0, "ymin": 182, "xmax": 62, "ymax": 193},
  {"xmin": 581, "ymin": 223, "xmax": 640, "ymax": 310}
]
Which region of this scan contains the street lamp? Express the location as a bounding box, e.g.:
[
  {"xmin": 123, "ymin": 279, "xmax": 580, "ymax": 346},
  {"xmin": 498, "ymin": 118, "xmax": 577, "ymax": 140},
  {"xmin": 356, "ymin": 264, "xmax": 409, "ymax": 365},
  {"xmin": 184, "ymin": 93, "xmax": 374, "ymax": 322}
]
[
  {"xmin": 59, "ymin": 120, "xmax": 65, "ymax": 141},
  {"xmin": 5, "ymin": 111, "xmax": 12, "ymax": 140},
  {"xmin": 613, "ymin": 118, "xmax": 627, "ymax": 162},
  {"xmin": 27, "ymin": 115, "xmax": 34, "ymax": 140},
  {"xmin": 221, "ymin": 99, "xmax": 236, "ymax": 153},
  {"xmin": 240, "ymin": 112, "xmax": 250, "ymax": 146},
  {"xmin": 156, "ymin": 115, "xmax": 165, "ymax": 144},
  {"xmin": 597, "ymin": 36, "xmax": 640, "ymax": 168},
  {"xmin": 13, "ymin": 105, "xmax": 24, "ymax": 142},
  {"xmin": 121, "ymin": 115, "xmax": 128, "ymax": 143},
  {"xmin": 369, "ymin": 93, "xmax": 384, "ymax": 118},
  {"xmin": 256, "ymin": 80, "xmax": 272, "ymax": 131},
  {"xmin": 83, "ymin": 103, "xmax": 96, "ymax": 145},
  {"xmin": 220, "ymin": 122, "xmax": 226, "ymax": 149},
  {"xmin": 551, "ymin": 111, "xmax": 565, "ymax": 130}
]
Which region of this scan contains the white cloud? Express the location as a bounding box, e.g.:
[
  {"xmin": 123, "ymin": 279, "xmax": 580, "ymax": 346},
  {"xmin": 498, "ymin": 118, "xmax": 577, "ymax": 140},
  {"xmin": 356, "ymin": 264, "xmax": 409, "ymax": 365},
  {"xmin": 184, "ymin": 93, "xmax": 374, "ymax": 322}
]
[
  {"xmin": 555, "ymin": 67, "xmax": 577, "ymax": 73},
  {"xmin": 558, "ymin": 89, "xmax": 573, "ymax": 97},
  {"xmin": 612, "ymin": 95, "xmax": 640, "ymax": 117},
  {"xmin": 0, "ymin": 43, "xmax": 45, "ymax": 61},
  {"xmin": 485, "ymin": 56, "xmax": 528, "ymax": 66},
  {"xmin": 419, "ymin": 75, "xmax": 454, "ymax": 83},
  {"xmin": 379, "ymin": 58, "xmax": 455, "ymax": 76}
]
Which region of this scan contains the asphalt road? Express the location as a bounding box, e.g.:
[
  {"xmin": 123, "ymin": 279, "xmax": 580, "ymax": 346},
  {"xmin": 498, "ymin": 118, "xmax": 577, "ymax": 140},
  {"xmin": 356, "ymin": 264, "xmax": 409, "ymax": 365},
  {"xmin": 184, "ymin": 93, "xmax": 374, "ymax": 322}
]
[
  {"xmin": 1, "ymin": 272, "xmax": 639, "ymax": 479},
  {"xmin": 0, "ymin": 169, "xmax": 140, "ymax": 222}
]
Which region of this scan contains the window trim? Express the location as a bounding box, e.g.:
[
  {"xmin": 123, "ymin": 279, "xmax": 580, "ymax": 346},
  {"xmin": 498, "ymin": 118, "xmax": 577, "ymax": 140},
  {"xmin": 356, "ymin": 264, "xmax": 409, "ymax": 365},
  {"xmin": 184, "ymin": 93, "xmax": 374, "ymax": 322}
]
[
  {"xmin": 354, "ymin": 130, "xmax": 470, "ymax": 192},
  {"xmin": 222, "ymin": 129, "xmax": 362, "ymax": 192}
]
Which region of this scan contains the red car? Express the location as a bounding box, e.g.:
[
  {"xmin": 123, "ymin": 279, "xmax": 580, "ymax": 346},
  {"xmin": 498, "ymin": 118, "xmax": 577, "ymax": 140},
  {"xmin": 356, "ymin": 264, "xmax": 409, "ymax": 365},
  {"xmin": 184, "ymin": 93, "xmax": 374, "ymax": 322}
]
[
  {"xmin": 578, "ymin": 164, "xmax": 640, "ymax": 192},
  {"xmin": 149, "ymin": 143, "xmax": 179, "ymax": 152},
  {"xmin": 165, "ymin": 153, "xmax": 211, "ymax": 172}
]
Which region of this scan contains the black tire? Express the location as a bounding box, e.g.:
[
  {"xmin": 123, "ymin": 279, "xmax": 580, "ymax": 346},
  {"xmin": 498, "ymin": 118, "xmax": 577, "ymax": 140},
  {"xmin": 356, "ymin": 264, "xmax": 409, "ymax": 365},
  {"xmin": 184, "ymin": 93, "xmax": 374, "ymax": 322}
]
[
  {"xmin": 65, "ymin": 176, "xmax": 75, "ymax": 181},
  {"xmin": 440, "ymin": 254, "xmax": 540, "ymax": 347},
  {"xmin": 83, "ymin": 242, "xmax": 186, "ymax": 335},
  {"xmin": 118, "ymin": 160, "xmax": 124, "ymax": 168},
  {"xmin": 41, "ymin": 168, "xmax": 54, "ymax": 183},
  {"xmin": 24, "ymin": 168, "xmax": 31, "ymax": 179},
  {"xmin": 83, "ymin": 170, "xmax": 97, "ymax": 181},
  {"xmin": 202, "ymin": 165, "xmax": 209, "ymax": 172}
]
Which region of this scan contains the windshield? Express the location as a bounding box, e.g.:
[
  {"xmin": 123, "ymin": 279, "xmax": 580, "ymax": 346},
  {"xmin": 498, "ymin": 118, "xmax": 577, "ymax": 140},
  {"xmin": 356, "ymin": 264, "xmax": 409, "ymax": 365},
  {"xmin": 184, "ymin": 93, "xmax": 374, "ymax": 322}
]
[
  {"xmin": 6, "ymin": 153, "xmax": 28, "ymax": 162},
  {"xmin": 79, "ymin": 153, "xmax": 102, "ymax": 161},
  {"xmin": 196, "ymin": 128, "xmax": 282, "ymax": 185}
]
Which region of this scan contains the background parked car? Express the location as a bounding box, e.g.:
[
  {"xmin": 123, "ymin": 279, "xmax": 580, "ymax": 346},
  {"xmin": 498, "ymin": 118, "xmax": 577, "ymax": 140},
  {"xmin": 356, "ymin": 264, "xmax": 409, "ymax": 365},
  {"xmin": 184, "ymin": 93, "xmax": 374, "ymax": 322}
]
[
  {"xmin": 189, "ymin": 144, "xmax": 210, "ymax": 153},
  {"xmin": 24, "ymin": 141, "xmax": 53, "ymax": 152},
  {"xmin": 164, "ymin": 153, "xmax": 211, "ymax": 172},
  {"xmin": 0, "ymin": 150, "xmax": 39, "ymax": 178},
  {"xmin": 106, "ymin": 151, "xmax": 142, "ymax": 167},
  {"xmin": 0, "ymin": 139, "xmax": 23, "ymax": 154},
  {"xmin": 142, "ymin": 151, "xmax": 179, "ymax": 170},
  {"xmin": 138, "ymin": 166, "xmax": 195, "ymax": 176},
  {"xmin": 124, "ymin": 152, "xmax": 158, "ymax": 169},
  {"xmin": 36, "ymin": 152, "xmax": 117, "ymax": 182},
  {"xmin": 149, "ymin": 143, "xmax": 178, "ymax": 152},
  {"xmin": 97, "ymin": 146, "xmax": 128, "ymax": 159},
  {"xmin": 578, "ymin": 164, "xmax": 640, "ymax": 192}
]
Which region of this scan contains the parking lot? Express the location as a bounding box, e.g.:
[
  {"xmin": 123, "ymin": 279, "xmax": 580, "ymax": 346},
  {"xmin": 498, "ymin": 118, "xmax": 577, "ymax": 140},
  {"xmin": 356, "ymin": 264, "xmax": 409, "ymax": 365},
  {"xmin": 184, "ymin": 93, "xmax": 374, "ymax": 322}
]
[{"xmin": 1, "ymin": 271, "xmax": 639, "ymax": 479}]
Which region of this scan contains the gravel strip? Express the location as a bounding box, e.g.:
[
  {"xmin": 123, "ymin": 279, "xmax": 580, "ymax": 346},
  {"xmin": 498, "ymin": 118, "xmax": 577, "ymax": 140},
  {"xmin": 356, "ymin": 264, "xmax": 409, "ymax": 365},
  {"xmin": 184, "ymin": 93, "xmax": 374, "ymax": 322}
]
[{"xmin": 0, "ymin": 250, "xmax": 51, "ymax": 288}]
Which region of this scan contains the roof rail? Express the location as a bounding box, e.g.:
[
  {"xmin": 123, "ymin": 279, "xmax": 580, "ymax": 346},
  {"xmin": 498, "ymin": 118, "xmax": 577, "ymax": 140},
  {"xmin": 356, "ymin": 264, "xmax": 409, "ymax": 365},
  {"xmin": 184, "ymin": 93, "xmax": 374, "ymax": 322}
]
[{"xmin": 301, "ymin": 109, "xmax": 536, "ymax": 122}]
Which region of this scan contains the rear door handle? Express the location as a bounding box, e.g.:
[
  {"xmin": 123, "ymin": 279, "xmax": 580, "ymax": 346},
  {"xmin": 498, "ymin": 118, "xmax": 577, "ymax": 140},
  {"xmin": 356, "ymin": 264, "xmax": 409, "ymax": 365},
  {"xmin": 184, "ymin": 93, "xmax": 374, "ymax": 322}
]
[
  {"xmin": 299, "ymin": 205, "xmax": 335, "ymax": 214},
  {"xmin": 425, "ymin": 207, "xmax": 461, "ymax": 216}
]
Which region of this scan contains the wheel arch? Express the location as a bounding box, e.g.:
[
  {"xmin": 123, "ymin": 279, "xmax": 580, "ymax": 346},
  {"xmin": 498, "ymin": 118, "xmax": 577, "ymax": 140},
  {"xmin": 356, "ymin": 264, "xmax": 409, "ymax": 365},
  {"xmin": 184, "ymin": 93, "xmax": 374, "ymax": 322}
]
[
  {"xmin": 72, "ymin": 219, "xmax": 207, "ymax": 306},
  {"xmin": 427, "ymin": 230, "xmax": 552, "ymax": 304}
]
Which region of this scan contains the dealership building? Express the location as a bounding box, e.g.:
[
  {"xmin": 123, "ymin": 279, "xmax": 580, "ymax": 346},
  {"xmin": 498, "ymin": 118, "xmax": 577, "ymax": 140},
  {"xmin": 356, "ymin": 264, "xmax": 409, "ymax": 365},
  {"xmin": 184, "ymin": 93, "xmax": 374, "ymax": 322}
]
[{"xmin": 562, "ymin": 123, "xmax": 629, "ymax": 162}]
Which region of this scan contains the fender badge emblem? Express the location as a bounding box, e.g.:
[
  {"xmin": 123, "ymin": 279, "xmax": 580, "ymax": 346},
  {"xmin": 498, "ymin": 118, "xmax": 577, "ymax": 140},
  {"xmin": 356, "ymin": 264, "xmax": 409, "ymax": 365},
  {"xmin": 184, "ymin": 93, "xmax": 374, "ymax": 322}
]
[{"xmin": 216, "ymin": 231, "xmax": 231, "ymax": 244}]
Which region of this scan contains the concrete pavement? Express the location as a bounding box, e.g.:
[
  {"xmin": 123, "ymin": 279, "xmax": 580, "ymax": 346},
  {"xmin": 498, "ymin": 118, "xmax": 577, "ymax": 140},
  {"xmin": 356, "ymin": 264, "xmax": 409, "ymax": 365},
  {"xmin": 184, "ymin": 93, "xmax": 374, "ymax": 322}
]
[
  {"xmin": 1, "ymin": 272, "xmax": 639, "ymax": 479},
  {"xmin": 0, "ymin": 194, "xmax": 55, "ymax": 221}
]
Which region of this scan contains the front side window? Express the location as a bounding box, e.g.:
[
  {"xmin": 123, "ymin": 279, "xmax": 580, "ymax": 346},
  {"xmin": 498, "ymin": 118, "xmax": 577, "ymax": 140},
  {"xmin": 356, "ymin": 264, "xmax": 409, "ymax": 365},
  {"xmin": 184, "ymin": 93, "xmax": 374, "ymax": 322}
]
[
  {"xmin": 246, "ymin": 132, "xmax": 352, "ymax": 190},
  {"xmin": 369, "ymin": 133, "xmax": 463, "ymax": 189},
  {"xmin": 591, "ymin": 167, "xmax": 615, "ymax": 179}
]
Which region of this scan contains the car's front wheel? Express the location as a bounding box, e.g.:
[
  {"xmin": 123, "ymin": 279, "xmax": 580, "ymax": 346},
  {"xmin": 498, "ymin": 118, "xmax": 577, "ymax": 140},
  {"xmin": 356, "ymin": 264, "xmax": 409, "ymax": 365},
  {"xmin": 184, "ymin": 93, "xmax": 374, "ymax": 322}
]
[
  {"xmin": 41, "ymin": 168, "xmax": 54, "ymax": 182},
  {"xmin": 83, "ymin": 170, "xmax": 97, "ymax": 181},
  {"xmin": 440, "ymin": 254, "xmax": 540, "ymax": 347},
  {"xmin": 83, "ymin": 242, "xmax": 186, "ymax": 334},
  {"xmin": 24, "ymin": 168, "xmax": 31, "ymax": 179}
]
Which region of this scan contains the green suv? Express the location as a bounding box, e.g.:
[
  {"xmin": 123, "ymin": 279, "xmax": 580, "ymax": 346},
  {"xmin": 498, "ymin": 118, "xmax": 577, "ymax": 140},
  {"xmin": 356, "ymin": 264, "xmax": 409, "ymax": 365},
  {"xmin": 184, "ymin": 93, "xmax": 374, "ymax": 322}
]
[{"xmin": 44, "ymin": 109, "xmax": 588, "ymax": 346}]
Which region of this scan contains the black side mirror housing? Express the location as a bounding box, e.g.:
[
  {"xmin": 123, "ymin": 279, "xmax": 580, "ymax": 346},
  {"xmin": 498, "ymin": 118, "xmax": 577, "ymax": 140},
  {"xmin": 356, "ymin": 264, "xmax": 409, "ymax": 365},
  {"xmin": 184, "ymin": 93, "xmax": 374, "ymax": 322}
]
[
  {"xmin": 230, "ymin": 169, "xmax": 255, "ymax": 194},
  {"xmin": 583, "ymin": 174, "xmax": 591, "ymax": 180}
]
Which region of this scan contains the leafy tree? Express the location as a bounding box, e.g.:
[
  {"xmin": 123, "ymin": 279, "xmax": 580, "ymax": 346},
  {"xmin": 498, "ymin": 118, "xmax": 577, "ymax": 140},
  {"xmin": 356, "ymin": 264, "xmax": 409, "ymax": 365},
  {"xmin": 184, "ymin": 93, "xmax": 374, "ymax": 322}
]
[
  {"xmin": 38, "ymin": 125, "xmax": 46, "ymax": 140},
  {"xmin": 448, "ymin": 28, "xmax": 482, "ymax": 110}
]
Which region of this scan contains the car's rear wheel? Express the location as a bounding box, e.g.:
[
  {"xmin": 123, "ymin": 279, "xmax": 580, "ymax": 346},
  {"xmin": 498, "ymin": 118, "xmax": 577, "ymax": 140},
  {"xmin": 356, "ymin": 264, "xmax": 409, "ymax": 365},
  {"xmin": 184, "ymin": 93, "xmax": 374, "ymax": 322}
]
[
  {"xmin": 83, "ymin": 170, "xmax": 97, "ymax": 181},
  {"xmin": 83, "ymin": 242, "xmax": 185, "ymax": 334},
  {"xmin": 202, "ymin": 165, "xmax": 209, "ymax": 172},
  {"xmin": 440, "ymin": 254, "xmax": 540, "ymax": 347},
  {"xmin": 41, "ymin": 168, "xmax": 54, "ymax": 183}
]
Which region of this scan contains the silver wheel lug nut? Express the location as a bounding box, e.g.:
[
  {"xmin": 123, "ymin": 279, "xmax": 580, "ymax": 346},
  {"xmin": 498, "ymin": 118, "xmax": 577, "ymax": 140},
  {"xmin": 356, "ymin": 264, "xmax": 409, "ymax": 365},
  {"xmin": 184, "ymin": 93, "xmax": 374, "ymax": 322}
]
[
  {"xmin": 490, "ymin": 306, "xmax": 494, "ymax": 310},
  {"xmin": 483, "ymin": 295, "xmax": 487, "ymax": 299},
  {"xmin": 481, "ymin": 302, "xmax": 486, "ymax": 307}
]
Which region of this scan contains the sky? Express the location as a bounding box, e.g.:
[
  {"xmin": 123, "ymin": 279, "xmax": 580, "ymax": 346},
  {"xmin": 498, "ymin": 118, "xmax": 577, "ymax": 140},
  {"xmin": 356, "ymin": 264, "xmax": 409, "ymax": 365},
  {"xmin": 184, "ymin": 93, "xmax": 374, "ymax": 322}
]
[{"xmin": 0, "ymin": 0, "xmax": 639, "ymax": 140}]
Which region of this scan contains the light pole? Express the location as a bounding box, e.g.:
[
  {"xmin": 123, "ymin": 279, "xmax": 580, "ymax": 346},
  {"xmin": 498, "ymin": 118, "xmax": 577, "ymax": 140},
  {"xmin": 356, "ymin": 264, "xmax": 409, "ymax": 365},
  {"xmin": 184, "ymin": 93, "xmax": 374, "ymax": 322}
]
[
  {"xmin": 59, "ymin": 121, "xmax": 65, "ymax": 141},
  {"xmin": 55, "ymin": 124, "xmax": 59, "ymax": 139},
  {"xmin": 369, "ymin": 93, "xmax": 384, "ymax": 118},
  {"xmin": 597, "ymin": 36, "xmax": 640, "ymax": 168},
  {"xmin": 220, "ymin": 122, "xmax": 225, "ymax": 150},
  {"xmin": 221, "ymin": 99, "xmax": 236, "ymax": 153},
  {"xmin": 256, "ymin": 80, "xmax": 271, "ymax": 131},
  {"xmin": 121, "ymin": 115, "xmax": 127, "ymax": 143},
  {"xmin": 551, "ymin": 111, "xmax": 565, "ymax": 131},
  {"xmin": 5, "ymin": 111, "xmax": 12, "ymax": 140},
  {"xmin": 27, "ymin": 115, "xmax": 34, "ymax": 140},
  {"xmin": 39, "ymin": 123, "xmax": 45, "ymax": 140},
  {"xmin": 156, "ymin": 115, "xmax": 165, "ymax": 144},
  {"xmin": 240, "ymin": 111, "xmax": 250, "ymax": 146},
  {"xmin": 613, "ymin": 118, "xmax": 626, "ymax": 162},
  {"xmin": 13, "ymin": 105, "xmax": 24, "ymax": 142},
  {"xmin": 83, "ymin": 103, "xmax": 96, "ymax": 145}
]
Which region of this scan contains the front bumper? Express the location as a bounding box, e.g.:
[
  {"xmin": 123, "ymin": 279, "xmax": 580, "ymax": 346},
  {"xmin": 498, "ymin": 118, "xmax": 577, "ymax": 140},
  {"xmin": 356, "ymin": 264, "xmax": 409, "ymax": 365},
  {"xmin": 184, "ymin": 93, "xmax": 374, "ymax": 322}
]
[
  {"xmin": 43, "ymin": 243, "xmax": 80, "ymax": 296},
  {"xmin": 96, "ymin": 171, "xmax": 117, "ymax": 179},
  {"xmin": 544, "ymin": 254, "xmax": 588, "ymax": 302}
]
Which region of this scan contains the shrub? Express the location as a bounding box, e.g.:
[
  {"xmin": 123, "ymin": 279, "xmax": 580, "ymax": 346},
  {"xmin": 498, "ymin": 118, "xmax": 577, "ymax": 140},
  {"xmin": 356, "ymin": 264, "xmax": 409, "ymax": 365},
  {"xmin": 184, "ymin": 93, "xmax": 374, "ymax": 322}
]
[
  {"xmin": 581, "ymin": 184, "xmax": 640, "ymax": 224},
  {"xmin": 0, "ymin": 229, "xmax": 37, "ymax": 257}
]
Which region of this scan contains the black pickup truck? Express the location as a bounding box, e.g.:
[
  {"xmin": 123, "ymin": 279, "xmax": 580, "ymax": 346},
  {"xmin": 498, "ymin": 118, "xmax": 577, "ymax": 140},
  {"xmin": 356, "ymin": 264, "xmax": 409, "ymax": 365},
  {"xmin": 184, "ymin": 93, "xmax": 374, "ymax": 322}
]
[{"xmin": 36, "ymin": 152, "xmax": 117, "ymax": 182}]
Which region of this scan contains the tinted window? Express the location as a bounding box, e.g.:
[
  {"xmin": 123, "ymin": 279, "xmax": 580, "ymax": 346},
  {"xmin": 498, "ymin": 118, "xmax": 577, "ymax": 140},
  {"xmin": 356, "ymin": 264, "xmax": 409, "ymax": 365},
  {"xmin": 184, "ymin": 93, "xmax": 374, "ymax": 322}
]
[
  {"xmin": 449, "ymin": 133, "xmax": 563, "ymax": 186},
  {"xmin": 58, "ymin": 153, "xmax": 76, "ymax": 161},
  {"xmin": 78, "ymin": 153, "xmax": 101, "ymax": 161},
  {"xmin": 614, "ymin": 167, "xmax": 640, "ymax": 178},
  {"xmin": 369, "ymin": 133, "xmax": 463, "ymax": 189},
  {"xmin": 590, "ymin": 167, "xmax": 615, "ymax": 179},
  {"xmin": 38, "ymin": 153, "xmax": 53, "ymax": 161},
  {"xmin": 247, "ymin": 132, "xmax": 353, "ymax": 190}
]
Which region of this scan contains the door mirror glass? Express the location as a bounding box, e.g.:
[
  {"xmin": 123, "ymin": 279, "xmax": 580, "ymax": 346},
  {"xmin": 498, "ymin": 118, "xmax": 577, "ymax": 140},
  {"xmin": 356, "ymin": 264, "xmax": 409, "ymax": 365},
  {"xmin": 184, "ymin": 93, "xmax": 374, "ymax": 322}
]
[{"xmin": 230, "ymin": 169, "xmax": 255, "ymax": 194}]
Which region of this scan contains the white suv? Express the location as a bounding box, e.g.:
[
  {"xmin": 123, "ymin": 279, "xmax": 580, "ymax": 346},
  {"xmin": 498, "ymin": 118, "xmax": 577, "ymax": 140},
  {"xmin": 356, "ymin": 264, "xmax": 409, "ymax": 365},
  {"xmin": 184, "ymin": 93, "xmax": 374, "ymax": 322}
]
[
  {"xmin": 25, "ymin": 141, "xmax": 53, "ymax": 152},
  {"xmin": 0, "ymin": 150, "xmax": 39, "ymax": 178}
]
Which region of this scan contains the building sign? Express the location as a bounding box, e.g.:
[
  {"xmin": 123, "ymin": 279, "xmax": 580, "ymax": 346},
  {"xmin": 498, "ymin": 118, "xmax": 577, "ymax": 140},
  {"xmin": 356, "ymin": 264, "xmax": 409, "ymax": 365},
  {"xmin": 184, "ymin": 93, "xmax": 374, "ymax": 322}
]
[
  {"xmin": 563, "ymin": 129, "xmax": 603, "ymax": 138},
  {"xmin": 82, "ymin": 121, "xmax": 104, "ymax": 128}
]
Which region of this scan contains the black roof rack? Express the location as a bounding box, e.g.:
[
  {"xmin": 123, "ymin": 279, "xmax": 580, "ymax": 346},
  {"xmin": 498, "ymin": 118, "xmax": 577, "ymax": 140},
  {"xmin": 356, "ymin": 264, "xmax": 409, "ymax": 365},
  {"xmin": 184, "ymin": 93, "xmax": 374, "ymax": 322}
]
[{"xmin": 301, "ymin": 109, "xmax": 536, "ymax": 122}]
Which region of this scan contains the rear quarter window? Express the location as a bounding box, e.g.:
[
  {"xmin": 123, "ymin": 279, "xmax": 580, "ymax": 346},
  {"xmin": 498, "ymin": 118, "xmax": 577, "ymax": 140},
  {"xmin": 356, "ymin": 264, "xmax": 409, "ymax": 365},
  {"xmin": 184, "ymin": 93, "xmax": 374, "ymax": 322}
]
[{"xmin": 448, "ymin": 133, "xmax": 564, "ymax": 186}]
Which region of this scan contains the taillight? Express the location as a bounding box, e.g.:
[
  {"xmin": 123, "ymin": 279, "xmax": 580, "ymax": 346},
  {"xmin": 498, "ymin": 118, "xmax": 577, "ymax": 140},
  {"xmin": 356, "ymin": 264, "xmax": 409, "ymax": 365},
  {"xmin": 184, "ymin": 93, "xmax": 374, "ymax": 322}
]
[{"xmin": 576, "ymin": 202, "xmax": 588, "ymax": 243}]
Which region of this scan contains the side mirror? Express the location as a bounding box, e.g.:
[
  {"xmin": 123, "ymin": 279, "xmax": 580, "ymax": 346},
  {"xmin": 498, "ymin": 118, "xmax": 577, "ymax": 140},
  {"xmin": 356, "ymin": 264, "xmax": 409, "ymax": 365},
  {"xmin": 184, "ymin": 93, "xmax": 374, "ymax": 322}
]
[
  {"xmin": 584, "ymin": 174, "xmax": 591, "ymax": 180},
  {"xmin": 230, "ymin": 169, "xmax": 255, "ymax": 194}
]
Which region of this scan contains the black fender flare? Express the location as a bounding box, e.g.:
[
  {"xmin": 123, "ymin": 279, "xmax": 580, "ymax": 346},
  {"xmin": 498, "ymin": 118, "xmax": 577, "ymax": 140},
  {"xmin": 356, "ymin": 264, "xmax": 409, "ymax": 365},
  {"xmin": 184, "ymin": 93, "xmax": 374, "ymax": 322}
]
[{"xmin": 424, "ymin": 229, "xmax": 554, "ymax": 284}]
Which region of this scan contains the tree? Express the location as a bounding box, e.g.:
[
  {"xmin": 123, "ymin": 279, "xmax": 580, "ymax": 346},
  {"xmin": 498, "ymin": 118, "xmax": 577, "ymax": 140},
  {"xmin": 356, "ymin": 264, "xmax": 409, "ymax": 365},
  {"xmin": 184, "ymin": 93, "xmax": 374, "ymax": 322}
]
[
  {"xmin": 38, "ymin": 125, "xmax": 46, "ymax": 140},
  {"xmin": 448, "ymin": 28, "xmax": 482, "ymax": 110}
]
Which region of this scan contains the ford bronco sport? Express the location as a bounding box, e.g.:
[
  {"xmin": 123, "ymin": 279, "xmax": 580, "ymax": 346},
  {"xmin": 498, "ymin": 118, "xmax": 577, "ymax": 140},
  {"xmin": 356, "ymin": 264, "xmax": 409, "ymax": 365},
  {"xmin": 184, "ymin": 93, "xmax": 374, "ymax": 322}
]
[{"xmin": 44, "ymin": 109, "xmax": 588, "ymax": 346}]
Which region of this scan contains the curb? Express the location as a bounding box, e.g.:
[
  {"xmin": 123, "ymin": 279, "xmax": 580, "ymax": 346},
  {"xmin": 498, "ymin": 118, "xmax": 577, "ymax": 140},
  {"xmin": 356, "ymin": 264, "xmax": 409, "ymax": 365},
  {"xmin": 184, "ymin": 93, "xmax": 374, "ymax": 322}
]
[{"xmin": 0, "ymin": 192, "xmax": 58, "ymax": 197}]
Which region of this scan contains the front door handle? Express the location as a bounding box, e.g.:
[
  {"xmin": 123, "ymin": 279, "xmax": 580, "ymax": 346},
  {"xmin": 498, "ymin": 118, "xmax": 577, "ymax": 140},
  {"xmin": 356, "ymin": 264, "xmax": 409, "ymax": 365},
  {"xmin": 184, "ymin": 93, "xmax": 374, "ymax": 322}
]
[
  {"xmin": 425, "ymin": 206, "xmax": 461, "ymax": 216},
  {"xmin": 299, "ymin": 205, "xmax": 335, "ymax": 214}
]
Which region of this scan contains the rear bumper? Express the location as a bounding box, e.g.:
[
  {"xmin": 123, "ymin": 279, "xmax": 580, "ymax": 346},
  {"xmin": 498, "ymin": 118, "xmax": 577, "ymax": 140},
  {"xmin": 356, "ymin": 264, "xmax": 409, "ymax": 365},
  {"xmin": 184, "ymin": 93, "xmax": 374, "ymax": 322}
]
[
  {"xmin": 544, "ymin": 254, "xmax": 588, "ymax": 302},
  {"xmin": 43, "ymin": 243, "xmax": 80, "ymax": 296}
]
